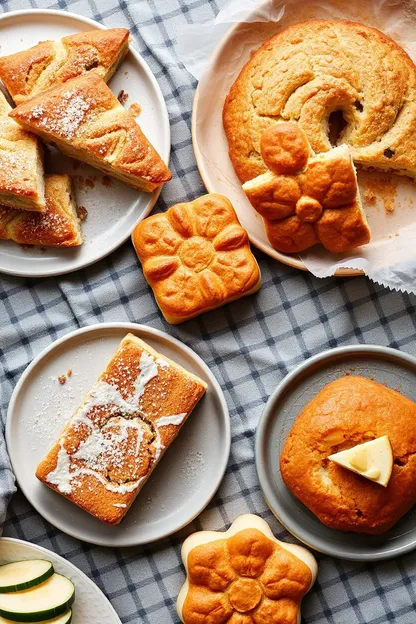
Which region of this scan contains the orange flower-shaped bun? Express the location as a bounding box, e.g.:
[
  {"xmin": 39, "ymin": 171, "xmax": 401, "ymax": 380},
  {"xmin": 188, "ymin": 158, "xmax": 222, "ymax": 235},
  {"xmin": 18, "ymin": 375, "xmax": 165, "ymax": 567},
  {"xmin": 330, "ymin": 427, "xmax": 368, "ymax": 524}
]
[
  {"xmin": 243, "ymin": 123, "xmax": 371, "ymax": 254},
  {"xmin": 132, "ymin": 194, "xmax": 261, "ymax": 324},
  {"xmin": 177, "ymin": 514, "xmax": 318, "ymax": 624}
]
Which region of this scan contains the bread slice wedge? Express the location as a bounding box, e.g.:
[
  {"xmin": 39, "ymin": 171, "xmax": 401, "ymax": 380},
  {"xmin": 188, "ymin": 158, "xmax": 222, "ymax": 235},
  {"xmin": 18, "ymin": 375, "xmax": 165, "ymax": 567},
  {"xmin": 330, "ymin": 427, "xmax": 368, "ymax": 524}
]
[
  {"xmin": 10, "ymin": 73, "xmax": 172, "ymax": 193},
  {"xmin": 0, "ymin": 28, "xmax": 130, "ymax": 105},
  {"xmin": 0, "ymin": 91, "xmax": 45, "ymax": 212},
  {"xmin": 0, "ymin": 174, "xmax": 83, "ymax": 247}
]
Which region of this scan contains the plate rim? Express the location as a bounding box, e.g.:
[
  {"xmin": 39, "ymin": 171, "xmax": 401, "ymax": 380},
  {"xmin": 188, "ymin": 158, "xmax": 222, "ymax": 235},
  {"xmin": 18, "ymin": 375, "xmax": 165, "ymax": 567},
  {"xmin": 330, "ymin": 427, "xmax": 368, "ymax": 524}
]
[
  {"xmin": 0, "ymin": 536, "xmax": 122, "ymax": 623},
  {"xmin": 255, "ymin": 344, "xmax": 416, "ymax": 561},
  {"xmin": 0, "ymin": 8, "xmax": 171, "ymax": 278},
  {"xmin": 6, "ymin": 322, "xmax": 231, "ymax": 547},
  {"xmin": 191, "ymin": 13, "xmax": 363, "ymax": 278}
]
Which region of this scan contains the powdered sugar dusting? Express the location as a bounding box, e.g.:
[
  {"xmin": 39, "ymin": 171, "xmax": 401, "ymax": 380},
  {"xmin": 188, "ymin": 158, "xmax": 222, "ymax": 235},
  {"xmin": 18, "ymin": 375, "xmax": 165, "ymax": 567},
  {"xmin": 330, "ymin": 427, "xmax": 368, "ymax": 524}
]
[
  {"xmin": 29, "ymin": 91, "xmax": 92, "ymax": 140},
  {"xmin": 45, "ymin": 350, "xmax": 191, "ymax": 502}
]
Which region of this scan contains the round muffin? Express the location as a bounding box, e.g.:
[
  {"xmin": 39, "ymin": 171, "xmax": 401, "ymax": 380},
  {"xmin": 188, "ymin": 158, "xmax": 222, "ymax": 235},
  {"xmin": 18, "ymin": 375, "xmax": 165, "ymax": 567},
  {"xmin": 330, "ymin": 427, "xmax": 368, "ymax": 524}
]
[
  {"xmin": 223, "ymin": 19, "xmax": 416, "ymax": 183},
  {"xmin": 280, "ymin": 376, "xmax": 416, "ymax": 534}
]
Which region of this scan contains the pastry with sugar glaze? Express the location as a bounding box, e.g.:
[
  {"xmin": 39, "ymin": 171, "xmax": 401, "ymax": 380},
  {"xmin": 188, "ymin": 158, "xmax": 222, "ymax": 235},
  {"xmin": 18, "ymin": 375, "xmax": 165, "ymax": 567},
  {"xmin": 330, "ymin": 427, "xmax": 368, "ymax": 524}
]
[
  {"xmin": 0, "ymin": 90, "xmax": 44, "ymax": 212},
  {"xmin": 177, "ymin": 514, "xmax": 318, "ymax": 624},
  {"xmin": 36, "ymin": 333, "xmax": 207, "ymax": 524},
  {"xmin": 132, "ymin": 193, "xmax": 261, "ymax": 323},
  {"xmin": 0, "ymin": 28, "xmax": 130, "ymax": 104},
  {"xmin": 243, "ymin": 123, "xmax": 370, "ymax": 253},
  {"xmin": 0, "ymin": 174, "xmax": 82, "ymax": 247},
  {"xmin": 9, "ymin": 73, "xmax": 171, "ymax": 193}
]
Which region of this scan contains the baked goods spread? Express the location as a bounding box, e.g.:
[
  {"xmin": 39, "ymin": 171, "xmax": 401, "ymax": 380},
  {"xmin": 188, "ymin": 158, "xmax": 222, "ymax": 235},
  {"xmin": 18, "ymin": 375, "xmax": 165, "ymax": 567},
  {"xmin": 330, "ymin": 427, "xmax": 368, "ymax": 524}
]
[
  {"xmin": 132, "ymin": 193, "xmax": 261, "ymax": 323},
  {"xmin": 0, "ymin": 174, "xmax": 82, "ymax": 247},
  {"xmin": 243, "ymin": 123, "xmax": 370, "ymax": 253},
  {"xmin": 9, "ymin": 73, "xmax": 171, "ymax": 193},
  {"xmin": 177, "ymin": 514, "xmax": 318, "ymax": 624},
  {"xmin": 0, "ymin": 90, "xmax": 44, "ymax": 212},
  {"xmin": 328, "ymin": 435, "xmax": 393, "ymax": 487},
  {"xmin": 223, "ymin": 20, "xmax": 416, "ymax": 184},
  {"xmin": 280, "ymin": 376, "xmax": 416, "ymax": 534},
  {"xmin": 36, "ymin": 333, "xmax": 207, "ymax": 524},
  {"xmin": 0, "ymin": 28, "xmax": 130, "ymax": 104}
]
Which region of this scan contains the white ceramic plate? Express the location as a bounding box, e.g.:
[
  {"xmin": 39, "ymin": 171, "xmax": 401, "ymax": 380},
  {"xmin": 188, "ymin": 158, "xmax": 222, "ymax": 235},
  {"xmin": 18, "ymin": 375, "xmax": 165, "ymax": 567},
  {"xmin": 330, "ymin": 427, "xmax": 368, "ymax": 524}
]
[
  {"xmin": 6, "ymin": 323, "xmax": 230, "ymax": 547},
  {"xmin": 255, "ymin": 345, "xmax": 416, "ymax": 561},
  {"xmin": 0, "ymin": 537, "xmax": 121, "ymax": 623},
  {"xmin": 0, "ymin": 10, "xmax": 170, "ymax": 277}
]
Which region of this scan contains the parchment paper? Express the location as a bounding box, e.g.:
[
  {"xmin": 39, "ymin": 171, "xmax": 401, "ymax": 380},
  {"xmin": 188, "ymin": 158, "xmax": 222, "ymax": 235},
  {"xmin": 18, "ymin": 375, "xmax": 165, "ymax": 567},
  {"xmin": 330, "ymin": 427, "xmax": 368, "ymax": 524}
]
[{"xmin": 176, "ymin": 0, "xmax": 416, "ymax": 293}]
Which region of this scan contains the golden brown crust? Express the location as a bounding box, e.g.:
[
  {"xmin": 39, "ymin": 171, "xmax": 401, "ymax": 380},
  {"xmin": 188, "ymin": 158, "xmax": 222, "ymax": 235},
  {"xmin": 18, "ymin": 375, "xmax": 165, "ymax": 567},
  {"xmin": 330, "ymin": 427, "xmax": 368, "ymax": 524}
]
[
  {"xmin": 280, "ymin": 376, "xmax": 416, "ymax": 534},
  {"xmin": 132, "ymin": 193, "xmax": 261, "ymax": 323},
  {"xmin": 36, "ymin": 333, "xmax": 207, "ymax": 524},
  {"xmin": 9, "ymin": 73, "xmax": 172, "ymax": 192},
  {"xmin": 0, "ymin": 28, "xmax": 130, "ymax": 104},
  {"xmin": 243, "ymin": 123, "xmax": 370, "ymax": 253},
  {"xmin": 0, "ymin": 91, "xmax": 45, "ymax": 211},
  {"xmin": 223, "ymin": 19, "xmax": 416, "ymax": 183},
  {"xmin": 0, "ymin": 174, "xmax": 82, "ymax": 247},
  {"xmin": 182, "ymin": 528, "xmax": 312, "ymax": 624}
]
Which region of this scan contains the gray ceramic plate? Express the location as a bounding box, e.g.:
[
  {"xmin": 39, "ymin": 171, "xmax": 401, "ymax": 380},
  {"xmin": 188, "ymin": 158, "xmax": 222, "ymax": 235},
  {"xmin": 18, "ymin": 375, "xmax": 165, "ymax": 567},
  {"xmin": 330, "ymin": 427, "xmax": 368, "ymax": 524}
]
[{"xmin": 255, "ymin": 345, "xmax": 416, "ymax": 561}]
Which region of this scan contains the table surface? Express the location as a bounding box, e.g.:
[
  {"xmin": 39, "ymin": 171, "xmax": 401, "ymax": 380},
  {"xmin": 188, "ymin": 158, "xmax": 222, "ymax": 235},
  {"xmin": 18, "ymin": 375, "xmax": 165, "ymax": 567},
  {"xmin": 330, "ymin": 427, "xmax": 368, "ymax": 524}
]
[{"xmin": 0, "ymin": 1, "xmax": 415, "ymax": 623}]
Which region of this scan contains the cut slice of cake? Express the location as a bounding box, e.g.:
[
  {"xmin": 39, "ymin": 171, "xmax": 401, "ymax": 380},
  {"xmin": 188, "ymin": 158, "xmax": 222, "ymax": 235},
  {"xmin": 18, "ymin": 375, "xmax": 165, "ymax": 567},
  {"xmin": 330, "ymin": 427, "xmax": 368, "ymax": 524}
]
[
  {"xmin": 9, "ymin": 73, "xmax": 172, "ymax": 193},
  {"xmin": 35, "ymin": 333, "xmax": 207, "ymax": 524},
  {"xmin": 0, "ymin": 174, "xmax": 83, "ymax": 247},
  {"xmin": 0, "ymin": 91, "xmax": 44, "ymax": 212},
  {"xmin": 0, "ymin": 28, "xmax": 130, "ymax": 105}
]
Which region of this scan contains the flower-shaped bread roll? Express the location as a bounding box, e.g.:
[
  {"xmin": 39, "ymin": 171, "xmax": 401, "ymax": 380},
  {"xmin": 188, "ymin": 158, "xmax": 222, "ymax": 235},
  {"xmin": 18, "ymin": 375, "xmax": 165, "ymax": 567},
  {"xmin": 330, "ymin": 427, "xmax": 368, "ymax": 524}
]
[
  {"xmin": 243, "ymin": 123, "xmax": 371, "ymax": 254},
  {"xmin": 132, "ymin": 194, "xmax": 261, "ymax": 324},
  {"xmin": 177, "ymin": 514, "xmax": 317, "ymax": 624}
]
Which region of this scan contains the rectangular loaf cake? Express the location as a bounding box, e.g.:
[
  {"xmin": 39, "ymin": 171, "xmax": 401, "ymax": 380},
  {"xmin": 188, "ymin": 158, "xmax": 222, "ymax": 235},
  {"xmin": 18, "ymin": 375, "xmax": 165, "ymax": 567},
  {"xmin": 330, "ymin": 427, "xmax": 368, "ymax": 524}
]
[{"xmin": 36, "ymin": 333, "xmax": 207, "ymax": 524}]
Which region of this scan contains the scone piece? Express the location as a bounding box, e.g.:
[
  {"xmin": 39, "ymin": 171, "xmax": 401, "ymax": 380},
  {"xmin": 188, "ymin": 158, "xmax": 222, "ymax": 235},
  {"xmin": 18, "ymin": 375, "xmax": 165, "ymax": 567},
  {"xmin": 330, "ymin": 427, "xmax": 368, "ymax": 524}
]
[
  {"xmin": 0, "ymin": 28, "xmax": 130, "ymax": 104},
  {"xmin": 243, "ymin": 123, "xmax": 370, "ymax": 253},
  {"xmin": 223, "ymin": 19, "xmax": 416, "ymax": 182},
  {"xmin": 0, "ymin": 174, "xmax": 82, "ymax": 247},
  {"xmin": 132, "ymin": 194, "xmax": 261, "ymax": 324},
  {"xmin": 0, "ymin": 91, "xmax": 44, "ymax": 212},
  {"xmin": 280, "ymin": 376, "xmax": 416, "ymax": 534},
  {"xmin": 9, "ymin": 73, "xmax": 172, "ymax": 193},
  {"xmin": 177, "ymin": 514, "xmax": 317, "ymax": 624},
  {"xmin": 36, "ymin": 333, "xmax": 207, "ymax": 524}
]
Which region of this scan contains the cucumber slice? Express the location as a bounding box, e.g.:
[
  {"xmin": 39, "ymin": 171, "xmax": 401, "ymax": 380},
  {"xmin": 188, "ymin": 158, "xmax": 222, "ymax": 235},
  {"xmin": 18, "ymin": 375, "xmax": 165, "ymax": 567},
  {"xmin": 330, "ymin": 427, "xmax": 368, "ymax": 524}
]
[
  {"xmin": 0, "ymin": 574, "xmax": 74, "ymax": 623},
  {"xmin": 0, "ymin": 561, "xmax": 54, "ymax": 593},
  {"xmin": 0, "ymin": 610, "xmax": 71, "ymax": 624}
]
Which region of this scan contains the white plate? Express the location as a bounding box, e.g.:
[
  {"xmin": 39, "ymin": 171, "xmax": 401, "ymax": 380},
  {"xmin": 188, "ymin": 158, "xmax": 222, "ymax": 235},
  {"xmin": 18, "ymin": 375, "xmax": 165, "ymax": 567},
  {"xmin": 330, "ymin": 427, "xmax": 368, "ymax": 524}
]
[
  {"xmin": 6, "ymin": 323, "xmax": 230, "ymax": 547},
  {"xmin": 0, "ymin": 10, "xmax": 170, "ymax": 277},
  {"xmin": 0, "ymin": 537, "xmax": 121, "ymax": 623}
]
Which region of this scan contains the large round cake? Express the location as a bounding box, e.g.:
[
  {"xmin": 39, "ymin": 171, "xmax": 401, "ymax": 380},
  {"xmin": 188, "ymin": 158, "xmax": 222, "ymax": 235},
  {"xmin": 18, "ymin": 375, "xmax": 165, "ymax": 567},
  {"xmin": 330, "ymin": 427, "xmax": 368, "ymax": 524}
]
[{"xmin": 223, "ymin": 20, "xmax": 416, "ymax": 183}]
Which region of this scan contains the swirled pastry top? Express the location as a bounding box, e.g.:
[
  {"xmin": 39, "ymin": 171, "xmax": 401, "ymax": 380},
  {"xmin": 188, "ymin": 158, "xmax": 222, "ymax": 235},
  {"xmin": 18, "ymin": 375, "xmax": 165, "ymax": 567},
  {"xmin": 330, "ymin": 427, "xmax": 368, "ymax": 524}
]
[
  {"xmin": 243, "ymin": 123, "xmax": 370, "ymax": 253},
  {"xmin": 223, "ymin": 19, "xmax": 416, "ymax": 182},
  {"xmin": 9, "ymin": 73, "xmax": 171, "ymax": 193},
  {"xmin": 132, "ymin": 194, "xmax": 261, "ymax": 324},
  {"xmin": 177, "ymin": 514, "xmax": 317, "ymax": 624},
  {"xmin": 0, "ymin": 28, "xmax": 130, "ymax": 105}
]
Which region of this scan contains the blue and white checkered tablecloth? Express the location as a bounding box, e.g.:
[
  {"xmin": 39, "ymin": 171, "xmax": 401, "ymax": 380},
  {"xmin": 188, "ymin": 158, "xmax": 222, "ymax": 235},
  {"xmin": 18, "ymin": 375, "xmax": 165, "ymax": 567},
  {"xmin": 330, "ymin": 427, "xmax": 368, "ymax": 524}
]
[{"xmin": 0, "ymin": 0, "xmax": 415, "ymax": 622}]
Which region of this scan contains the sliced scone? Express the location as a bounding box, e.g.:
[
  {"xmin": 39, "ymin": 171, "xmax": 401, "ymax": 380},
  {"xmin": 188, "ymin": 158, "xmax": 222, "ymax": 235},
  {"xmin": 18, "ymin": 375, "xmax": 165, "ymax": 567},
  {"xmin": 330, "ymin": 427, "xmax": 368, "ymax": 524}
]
[
  {"xmin": 0, "ymin": 91, "xmax": 44, "ymax": 212},
  {"xmin": 10, "ymin": 73, "xmax": 172, "ymax": 193},
  {"xmin": 0, "ymin": 28, "xmax": 130, "ymax": 104},
  {"xmin": 0, "ymin": 174, "xmax": 83, "ymax": 247}
]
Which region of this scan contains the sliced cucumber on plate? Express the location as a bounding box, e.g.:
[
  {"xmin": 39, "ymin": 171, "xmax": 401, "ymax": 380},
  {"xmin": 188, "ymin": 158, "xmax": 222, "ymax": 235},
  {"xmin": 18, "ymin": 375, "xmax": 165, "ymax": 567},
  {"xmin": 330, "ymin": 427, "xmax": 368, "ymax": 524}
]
[
  {"xmin": 0, "ymin": 573, "xmax": 74, "ymax": 623},
  {"xmin": 0, "ymin": 611, "xmax": 71, "ymax": 624},
  {"xmin": 0, "ymin": 561, "xmax": 54, "ymax": 594}
]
